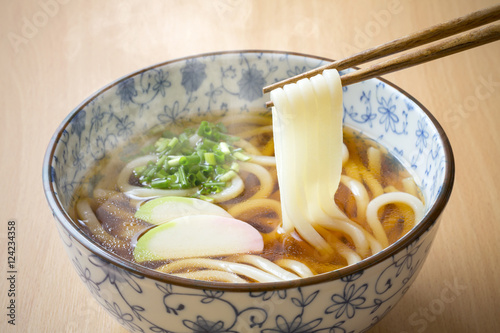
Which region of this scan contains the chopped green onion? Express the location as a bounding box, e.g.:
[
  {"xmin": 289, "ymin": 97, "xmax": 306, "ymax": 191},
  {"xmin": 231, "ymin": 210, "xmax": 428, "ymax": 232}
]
[
  {"xmin": 204, "ymin": 152, "xmax": 216, "ymax": 165},
  {"xmin": 168, "ymin": 137, "xmax": 179, "ymax": 149},
  {"xmin": 156, "ymin": 169, "xmax": 169, "ymax": 178},
  {"xmin": 195, "ymin": 170, "xmax": 207, "ymax": 183},
  {"xmin": 146, "ymin": 165, "xmax": 158, "ymax": 177},
  {"xmin": 218, "ymin": 170, "xmax": 237, "ymax": 182},
  {"xmin": 199, "ymin": 138, "xmax": 218, "ymax": 150},
  {"xmin": 168, "ymin": 156, "xmax": 182, "ymax": 167},
  {"xmin": 214, "ymin": 152, "xmax": 225, "ymax": 164},
  {"xmin": 178, "ymin": 132, "xmax": 188, "ymax": 142},
  {"xmin": 198, "ymin": 194, "xmax": 215, "ymax": 202},
  {"xmin": 219, "ymin": 142, "xmax": 231, "ymax": 154},
  {"xmin": 156, "ymin": 155, "xmax": 167, "ymax": 168},
  {"xmin": 230, "ymin": 162, "xmax": 240, "ymax": 172},
  {"xmin": 151, "ymin": 178, "xmax": 170, "ymax": 189},
  {"xmin": 134, "ymin": 165, "xmax": 147, "ymax": 174},
  {"xmin": 133, "ymin": 121, "xmax": 250, "ymax": 195},
  {"xmin": 180, "ymin": 155, "xmax": 201, "ymax": 166},
  {"xmin": 233, "ymin": 151, "xmax": 251, "ymax": 161},
  {"xmin": 155, "ymin": 138, "xmax": 170, "ymax": 152},
  {"xmin": 203, "ymin": 181, "xmax": 226, "ymax": 187},
  {"xmin": 176, "ymin": 166, "xmax": 188, "ymax": 188}
]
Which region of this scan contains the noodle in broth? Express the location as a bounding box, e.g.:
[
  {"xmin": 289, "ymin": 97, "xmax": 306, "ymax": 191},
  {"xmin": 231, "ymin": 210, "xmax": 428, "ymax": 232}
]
[
  {"xmin": 74, "ymin": 70, "xmax": 424, "ymax": 283},
  {"xmin": 74, "ymin": 115, "xmax": 424, "ymax": 283}
]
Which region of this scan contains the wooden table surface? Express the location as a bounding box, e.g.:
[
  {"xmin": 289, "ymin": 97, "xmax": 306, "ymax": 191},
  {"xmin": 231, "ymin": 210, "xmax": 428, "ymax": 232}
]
[{"xmin": 1, "ymin": 0, "xmax": 499, "ymax": 332}]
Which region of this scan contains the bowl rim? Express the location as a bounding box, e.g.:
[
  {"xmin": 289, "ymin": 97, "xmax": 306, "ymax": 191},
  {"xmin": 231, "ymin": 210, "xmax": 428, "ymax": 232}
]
[{"xmin": 43, "ymin": 49, "xmax": 455, "ymax": 292}]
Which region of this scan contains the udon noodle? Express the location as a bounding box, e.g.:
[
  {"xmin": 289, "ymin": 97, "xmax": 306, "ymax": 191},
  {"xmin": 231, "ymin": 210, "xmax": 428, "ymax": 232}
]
[{"xmin": 74, "ymin": 70, "xmax": 425, "ymax": 283}]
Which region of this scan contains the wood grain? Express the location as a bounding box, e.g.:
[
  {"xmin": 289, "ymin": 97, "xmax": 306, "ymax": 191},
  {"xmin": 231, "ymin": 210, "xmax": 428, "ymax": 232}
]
[
  {"xmin": 1, "ymin": 1, "xmax": 499, "ymax": 332},
  {"xmin": 340, "ymin": 22, "xmax": 500, "ymax": 86},
  {"xmin": 263, "ymin": 4, "xmax": 500, "ymax": 92}
]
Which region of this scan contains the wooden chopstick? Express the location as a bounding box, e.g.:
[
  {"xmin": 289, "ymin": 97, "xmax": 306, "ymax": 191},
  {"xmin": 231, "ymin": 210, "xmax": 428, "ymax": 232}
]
[
  {"xmin": 263, "ymin": 4, "xmax": 500, "ymax": 106},
  {"xmin": 340, "ymin": 22, "xmax": 500, "ymax": 86}
]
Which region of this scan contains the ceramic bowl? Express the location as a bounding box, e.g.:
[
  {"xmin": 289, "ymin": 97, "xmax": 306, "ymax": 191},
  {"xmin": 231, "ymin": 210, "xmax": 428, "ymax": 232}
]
[{"xmin": 43, "ymin": 51, "xmax": 454, "ymax": 332}]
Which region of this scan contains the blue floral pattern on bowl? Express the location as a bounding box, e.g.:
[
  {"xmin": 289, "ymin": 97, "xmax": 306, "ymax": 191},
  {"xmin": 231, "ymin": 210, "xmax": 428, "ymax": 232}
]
[{"xmin": 43, "ymin": 51, "xmax": 454, "ymax": 333}]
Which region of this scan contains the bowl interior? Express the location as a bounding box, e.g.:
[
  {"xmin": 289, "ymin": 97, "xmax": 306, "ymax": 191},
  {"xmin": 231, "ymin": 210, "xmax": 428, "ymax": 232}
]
[{"xmin": 44, "ymin": 50, "xmax": 453, "ymax": 283}]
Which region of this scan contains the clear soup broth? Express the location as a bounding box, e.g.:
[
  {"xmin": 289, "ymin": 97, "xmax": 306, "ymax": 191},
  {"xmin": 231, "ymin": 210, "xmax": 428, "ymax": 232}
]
[{"xmin": 73, "ymin": 115, "xmax": 424, "ymax": 283}]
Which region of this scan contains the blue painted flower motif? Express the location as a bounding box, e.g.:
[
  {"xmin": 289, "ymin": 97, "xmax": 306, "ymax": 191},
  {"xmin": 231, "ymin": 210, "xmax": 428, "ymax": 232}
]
[
  {"xmin": 91, "ymin": 106, "xmax": 105, "ymax": 132},
  {"xmin": 201, "ymin": 290, "xmax": 225, "ymax": 303},
  {"xmin": 59, "ymin": 129, "xmax": 70, "ymax": 149},
  {"xmin": 152, "ymin": 69, "xmax": 172, "ymax": 97},
  {"xmin": 103, "ymin": 300, "xmax": 144, "ymax": 332},
  {"xmin": 360, "ymin": 91, "xmax": 376, "ymax": 125},
  {"xmin": 156, "ymin": 282, "xmax": 173, "ymax": 296},
  {"xmin": 181, "ymin": 59, "xmax": 207, "ymax": 93},
  {"xmin": 70, "ymin": 110, "xmax": 86, "ymax": 138},
  {"xmin": 149, "ymin": 326, "xmax": 169, "ymax": 333},
  {"xmin": 72, "ymin": 144, "xmax": 86, "ymax": 171},
  {"xmin": 265, "ymin": 59, "xmax": 278, "ymax": 75},
  {"xmin": 374, "ymin": 241, "xmax": 423, "ymax": 295},
  {"xmin": 287, "ymin": 65, "xmax": 307, "ymax": 77},
  {"xmin": 250, "ymin": 290, "xmax": 287, "ymax": 301},
  {"xmin": 88, "ymin": 254, "xmax": 143, "ymax": 292},
  {"xmin": 183, "ymin": 315, "xmax": 236, "ymax": 333},
  {"xmin": 378, "ymin": 96, "xmax": 399, "ymax": 133},
  {"xmin": 405, "ymin": 99, "xmax": 415, "ymax": 112},
  {"xmin": 344, "ymin": 90, "xmax": 376, "ymax": 126},
  {"xmin": 158, "ymin": 101, "xmax": 182, "ymax": 125},
  {"xmin": 394, "ymin": 242, "xmax": 421, "ymax": 276},
  {"xmin": 220, "ymin": 102, "xmax": 228, "ymax": 113},
  {"xmin": 328, "ymin": 320, "xmax": 348, "ymax": 333},
  {"xmin": 262, "ymin": 315, "xmax": 322, "ymax": 333},
  {"xmin": 415, "ymin": 117, "xmax": 429, "ymax": 151},
  {"xmin": 206, "ymin": 83, "xmax": 223, "ymax": 105},
  {"xmin": 393, "ymin": 147, "xmax": 404, "ymax": 156},
  {"xmin": 326, "ymin": 284, "xmax": 368, "ymax": 319},
  {"xmin": 93, "ymin": 130, "xmax": 118, "ymax": 160},
  {"xmin": 59, "ymin": 172, "xmax": 75, "ymax": 197},
  {"xmin": 161, "ymin": 297, "xmax": 185, "ymax": 316},
  {"xmin": 360, "ymin": 91, "xmax": 370, "ymax": 104},
  {"xmin": 368, "ymin": 299, "xmax": 384, "ymax": 315},
  {"xmin": 116, "ymin": 115, "xmax": 135, "ymax": 138},
  {"xmin": 221, "ymin": 65, "xmax": 237, "ymax": 79},
  {"xmin": 237, "ymin": 64, "xmax": 266, "ymax": 101},
  {"xmin": 73, "ymin": 258, "xmax": 100, "ymax": 296},
  {"xmin": 116, "ymin": 78, "xmax": 137, "ymax": 107},
  {"xmin": 291, "ymin": 289, "xmax": 319, "ymax": 309},
  {"xmin": 341, "ymin": 272, "xmax": 363, "ymax": 283}
]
